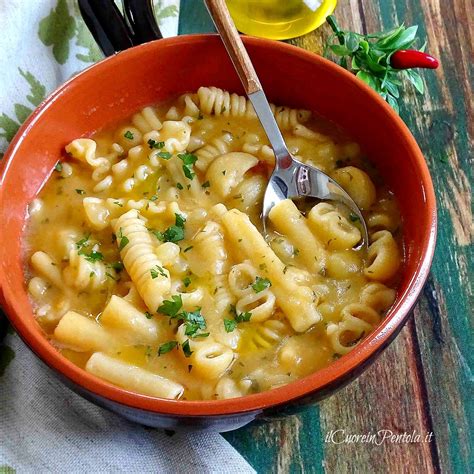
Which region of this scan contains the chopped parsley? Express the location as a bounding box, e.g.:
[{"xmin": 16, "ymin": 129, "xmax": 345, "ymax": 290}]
[
  {"xmin": 158, "ymin": 340, "xmax": 178, "ymax": 356},
  {"xmin": 152, "ymin": 213, "xmax": 186, "ymax": 243},
  {"xmin": 117, "ymin": 227, "xmax": 129, "ymax": 251},
  {"xmin": 158, "ymin": 295, "xmax": 209, "ymax": 338},
  {"xmin": 158, "ymin": 294, "xmax": 183, "ymax": 317},
  {"xmin": 175, "ymin": 213, "xmax": 186, "ymax": 227},
  {"xmin": 176, "ymin": 182, "xmax": 183, "ymax": 190},
  {"xmin": 150, "ymin": 265, "xmax": 167, "ymax": 279},
  {"xmin": 75, "ymin": 234, "xmax": 103, "ymax": 262},
  {"xmin": 177, "ymin": 152, "xmax": 197, "ymax": 180},
  {"xmin": 182, "ymin": 339, "xmax": 193, "ymax": 358},
  {"xmin": 224, "ymin": 319, "xmax": 237, "ymax": 333},
  {"xmin": 113, "ymin": 201, "xmax": 123, "ymax": 207},
  {"xmin": 76, "ymin": 234, "xmax": 90, "ymax": 250},
  {"xmin": 158, "ymin": 151, "xmax": 172, "ymax": 160},
  {"xmin": 75, "ymin": 189, "xmax": 86, "ymax": 195},
  {"xmin": 183, "ymin": 246, "xmax": 193, "ymax": 253},
  {"xmin": 147, "ymin": 139, "xmax": 165, "ymax": 149},
  {"xmin": 54, "ymin": 161, "xmax": 63, "ymax": 172},
  {"xmin": 144, "ymin": 311, "xmax": 153, "ymax": 319},
  {"xmin": 201, "ymin": 180, "xmax": 210, "ymax": 188},
  {"xmin": 349, "ymin": 213, "xmax": 360, "ymax": 222},
  {"xmin": 229, "ymin": 304, "xmax": 252, "ymax": 323},
  {"xmin": 252, "ymin": 276, "xmax": 272, "ymax": 293},
  {"xmin": 124, "ymin": 130, "xmax": 134, "ymax": 140},
  {"xmin": 82, "ymin": 250, "xmax": 103, "ymax": 263},
  {"xmin": 182, "ymin": 308, "xmax": 207, "ymax": 337},
  {"xmin": 183, "ymin": 276, "xmax": 191, "ymax": 288}
]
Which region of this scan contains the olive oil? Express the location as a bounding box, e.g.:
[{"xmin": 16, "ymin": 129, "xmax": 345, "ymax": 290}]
[{"xmin": 226, "ymin": 0, "xmax": 337, "ymax": 40}]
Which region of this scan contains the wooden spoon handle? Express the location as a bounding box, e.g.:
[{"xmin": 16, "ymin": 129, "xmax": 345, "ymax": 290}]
[{"xmin": 204, "ymin": 0, "xmax": 262, "ymax": 94}]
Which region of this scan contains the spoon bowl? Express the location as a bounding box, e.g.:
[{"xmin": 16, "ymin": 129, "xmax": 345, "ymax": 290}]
[{"xmin": 262, "ymin": 155, "xmax": 368, "ymax": 246}]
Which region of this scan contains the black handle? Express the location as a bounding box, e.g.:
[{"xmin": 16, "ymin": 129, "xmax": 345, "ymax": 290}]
[
  {"xmin": 78, "ymin": 0, "xmax": 163, "ymax": 57},
  {"xmin": 123, "ymin": 0, "xmax": 163, "ymax": 45}
]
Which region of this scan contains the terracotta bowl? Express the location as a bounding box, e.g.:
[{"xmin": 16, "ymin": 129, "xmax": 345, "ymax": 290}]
[{"xmin": 0, "ymin": 35, "xmax": 436, "ymax": 432}]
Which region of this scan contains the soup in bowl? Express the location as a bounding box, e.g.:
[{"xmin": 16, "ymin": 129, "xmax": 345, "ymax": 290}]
[{"xmin": 0, "ymin": 35, "xmax": 436, "ymax": 431}]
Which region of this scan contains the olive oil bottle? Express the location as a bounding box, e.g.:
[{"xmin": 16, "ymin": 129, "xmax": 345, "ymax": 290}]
[{"xmin": 226, "ymin": 0, "xmax": 337, "ymax": 40}]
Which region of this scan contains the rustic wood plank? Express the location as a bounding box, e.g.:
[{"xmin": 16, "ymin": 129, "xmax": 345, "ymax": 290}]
[
  {"xmin": 371, "ymin": 1, "xmax": 473, "ymax": 472},
  {"xmin": 224, "ymin": 408, "xmax": 325, "ymax": 474},
  {"xmin": 378, "ymin": 0, "xmax": 473, "ymax": 471}
]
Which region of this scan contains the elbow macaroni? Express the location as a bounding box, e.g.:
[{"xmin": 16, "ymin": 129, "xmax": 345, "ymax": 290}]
[{"xmin": 25, "ymin": 88, "xmax": 402, "ymax": 400}]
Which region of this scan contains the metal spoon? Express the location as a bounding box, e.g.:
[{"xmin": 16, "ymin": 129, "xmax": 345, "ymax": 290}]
[{"xmin": 205, "ymin": 0, "xmax": 368, "ymax": 247}]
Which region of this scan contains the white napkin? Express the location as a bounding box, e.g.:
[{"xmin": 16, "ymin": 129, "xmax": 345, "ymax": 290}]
[{"xmin": 0, "ymin": 1, "xmax": 255, "ymax": 472}]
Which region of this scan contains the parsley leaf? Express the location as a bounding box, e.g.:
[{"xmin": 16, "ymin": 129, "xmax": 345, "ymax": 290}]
[
  {"xmin": 75, "ymin": 189, "xmax": 86, "ymax": 195},
  {"xmin": 117, "ymin": 228, "xmax": 129, "ymax": 251},
  {"xmin": 54, "ymin": 161, "xmax": 63, "ymax": 172},
  {"xmin": 144, "ymin": 311, "xmax": 152, "ymax": 319},
  {"xmin": 75, "ymin": 235, "xmax": 103, "ymax": 262},
  {"xmin": 183, "ymin": 276, "xmax": 191, "ymax": 287},
  {"xmin": 182, "ymin": 339, "xmax": 193, "ymax": 357},
  {"xmin": 158, "ymin": 151, "xmax": 172, "ymax": 160},
  {"xmin": 229, "ymin": 304, "xmax": 252, "ymax": 323},
  {"xmin": 175, "ymin": 213, "xmax": 186, "ymax": 227},
  {"xmin": 75, "ymin": 234, "xmax": 90, "ymax": 250},
  {"xmin": 150, "ymin": 265, "xmax": 167, "ymax": 279},
  {"xmin": 177, "ymin": 152, "xmax": 197, "ymax": 180},
  {"xmin": 158, "ymin": 340, "xmax": 178, "ymax": 356},
  {"xmin": 152, "ymin": 213, "xmax": 186, "ymax": 243},
  {"xmin": 252, "ymin": 276, "xmax": 272, "ymax": 293},
  {"xmin": 158, "ymin": 294, "xmax": 183, "ymax": 317},
  {"xmin": 182, "ymin": 308, "xmax": 207, "ymax": 337},
  {"xmin": 124, "ymin": 130, "xmax": 134, "ymax": 140},
  {"xmin": 224, "ymin": 319, "xmax": 237, "ymax": 333},
  {"xmin": 81, "ymin": 250, "xmax": 104, "ymax": 263},
  {"xmin": 349, "ymin": 213, "xmax": 360, "ymax": 222},
  {"xmin": 148, "ymin": 139, "xmax": 165, "ymax": 149}
]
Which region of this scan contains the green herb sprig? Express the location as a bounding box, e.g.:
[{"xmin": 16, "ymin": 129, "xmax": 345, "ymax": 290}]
[
  {"xmin": 157, "ymin": 295, "xmax": 209, "ymax": 338},
  {"xmin": 325, "ymin": 16, "xmax": 425, "ymax": 113},
  {"xmin": 151, "ymin": 213, "xmax": 186, "ymax": 243}
]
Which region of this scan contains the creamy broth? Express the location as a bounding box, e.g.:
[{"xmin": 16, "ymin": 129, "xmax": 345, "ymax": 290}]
[{"xmin": 25, "ymin": 87, "xmax": 402, "ymax": 400}]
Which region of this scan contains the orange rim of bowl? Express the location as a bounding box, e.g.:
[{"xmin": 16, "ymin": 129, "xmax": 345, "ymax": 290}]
[{"xmin": 0, "ymin": 35, "xmax": 437, "ymax": 417}]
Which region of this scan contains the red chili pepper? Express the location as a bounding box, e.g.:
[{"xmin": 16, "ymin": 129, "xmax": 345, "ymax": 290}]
[{"xmin": 390, "ymin": 50, "xmax": 439, "ymax": 69}]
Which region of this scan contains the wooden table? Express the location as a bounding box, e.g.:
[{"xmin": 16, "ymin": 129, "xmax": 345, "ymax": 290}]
[{"xmin": 179, "ymin": 1, "xmax": 473, "ymax": 472}]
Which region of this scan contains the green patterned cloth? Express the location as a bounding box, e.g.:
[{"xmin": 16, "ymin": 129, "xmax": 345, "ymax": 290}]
[
  {"xmin": 0, "ymin": 2, "xmax": 255, "ymax": 472},
  {"xmin": 0, "ymin": 0, "xmax": 179, "ymax": 156}
]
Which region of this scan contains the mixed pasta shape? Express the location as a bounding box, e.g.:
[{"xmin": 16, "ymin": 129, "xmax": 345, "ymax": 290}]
[{"xmin": 26, "ymin": 87, "xmax": 402, "ymax": 400}]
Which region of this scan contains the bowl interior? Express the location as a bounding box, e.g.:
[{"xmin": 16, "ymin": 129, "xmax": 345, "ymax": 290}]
[{"xmin": 0, "ymin": 35, "xmax": 436, "ymax": 416}]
